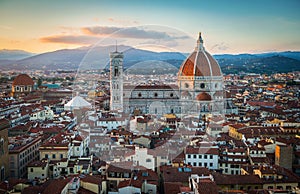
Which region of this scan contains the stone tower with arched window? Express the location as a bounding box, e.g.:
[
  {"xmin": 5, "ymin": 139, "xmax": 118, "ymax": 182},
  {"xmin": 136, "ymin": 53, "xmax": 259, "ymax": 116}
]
[{"xmin": 110, "ymin": 48, "xmax": 124, "ymax": 112}]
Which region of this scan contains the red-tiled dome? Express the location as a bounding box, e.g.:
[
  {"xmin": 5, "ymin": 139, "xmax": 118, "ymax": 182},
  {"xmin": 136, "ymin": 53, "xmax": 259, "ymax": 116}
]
[
  {"xmin": 178, "ymin": 33, "xmax": 222, "ymax": 77},
  {"xmin": 12, "ymin": 74, "xmax": 34, "ymax": 86},
  {"xmin": 196, "ymin": 92, "xmax": 212, "ymax": 101}
]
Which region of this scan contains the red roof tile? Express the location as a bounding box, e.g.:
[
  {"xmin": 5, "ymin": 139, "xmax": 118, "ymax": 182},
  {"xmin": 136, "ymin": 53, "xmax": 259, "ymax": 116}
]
[{"xmin": 12, "ymin": 74, "xmax": 34, "ymax": 86}]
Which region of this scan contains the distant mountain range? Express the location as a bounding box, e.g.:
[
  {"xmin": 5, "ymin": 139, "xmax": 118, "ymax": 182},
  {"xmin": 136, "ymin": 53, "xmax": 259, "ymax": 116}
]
[
  {"xmin": 0, "ymin": 49, "xmax": 35, "ymax": 60},
  {"xmin": 0, "ymin": 47, "xmax": 299, "ymax": 75}
]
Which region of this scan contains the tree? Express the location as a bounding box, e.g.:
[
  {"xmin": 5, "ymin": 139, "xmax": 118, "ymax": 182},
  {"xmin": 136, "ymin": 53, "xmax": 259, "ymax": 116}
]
[{"xmin": 37, "ymin": 78, "xmax": 42, "ymax": 87}]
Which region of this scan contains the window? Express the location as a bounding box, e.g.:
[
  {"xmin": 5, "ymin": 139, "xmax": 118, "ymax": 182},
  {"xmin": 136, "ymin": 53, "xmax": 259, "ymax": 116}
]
[
  {"xmin": 170, "ymin": 93, "xmax": 174, "ymax": 97},
  {"xmin": 199, "ymin": 155, "xmax": 202, "ymax": 159},
  {"xmin": 60, "ymin": 154, "xmax": 63, "ymax": 159},
  {"xmin": 70, "ymin": 168, "xmax": 74, "ymax": 173},
  {"xmin": 193, "ymin": 162, "xmax": 197, "ymax": 166},
  {"xmin": 199, "ymin": 162, "xmax": 202, "ymax": 166},
  {"xmin": 209, "ymin": 155, "xmax": 213, "ymax": 159},
  {"xmin": 185, "ymin": 83, "xmax": 189, "ymax": 88},
  {"xmin": 52, "ymin": 154, "xmax": 56, "ymax": 159},
  {"xmin": 30, "ymin": 168, "xmax": 33, "ymax": 172},
  {"xmin": 200, "ymin": 83, "xmax": 205, "ymax": 89},
  {"xmin": 146, "ymin": 158, "xmax": 151, "ymax": 162},
  {"xmin": 45, "ymin": 154, "xmax": 48, "ymax": 159},
  {"xmin": 209, "ymin": 163, "xmax": 213, "ymax": 167},
  {"xmin": 114, "ymin": 67, "xmax": 118, "ymax": 77},
  {"xmin": 204, "ymin": 162, "xmax": 207, "ymax": 167},
  {"xmin": 193, "ymin": 155, "xmax": 196, "ymax": 159},
  {"xmin": 204, "ymin": 155, "xmax": 207, "ymax": 159},
  {"xmin": 154, "ymin": 93, "xmax": 158, "ymax": 97},
  {"xmin": 187, "ymin": 154, "xmax": 191, "ymax": 158},
  {"xmin": 138, "ymin": 93, "xmax": 142, "ymax": 97},
  {"xmin": 0, "ymin": 138, "xmax": 4, "ymax": 156}
]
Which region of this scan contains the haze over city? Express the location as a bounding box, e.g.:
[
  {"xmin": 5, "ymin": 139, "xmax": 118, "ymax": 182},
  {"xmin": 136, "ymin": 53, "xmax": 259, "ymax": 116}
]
[{"xmin": 0, "ymin": 0, "xmax": 300, "ymax": 54}]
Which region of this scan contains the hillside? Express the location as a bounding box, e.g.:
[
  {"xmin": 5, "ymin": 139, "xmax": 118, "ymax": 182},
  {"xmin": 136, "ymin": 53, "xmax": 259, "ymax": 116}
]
[
  {"xmin": 0, "ymin": 47, "xmax": 299, "ymax": 74},
  {"xmin": 0, "ymin": 49, "xmax": 35, "ymax": 60}
]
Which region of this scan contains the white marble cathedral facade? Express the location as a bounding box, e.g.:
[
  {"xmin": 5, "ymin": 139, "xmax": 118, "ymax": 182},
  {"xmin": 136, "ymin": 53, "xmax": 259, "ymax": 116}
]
[{"xmin": 109, "ymin": 33, "xmax": 224, "ymax": 117}]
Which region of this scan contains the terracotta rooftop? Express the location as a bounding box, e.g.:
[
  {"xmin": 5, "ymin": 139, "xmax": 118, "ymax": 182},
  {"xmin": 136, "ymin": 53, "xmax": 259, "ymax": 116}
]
[
  {"xmin": 197, "ymin": 179, "xmax": 219, "ymax": 194},
  {"xmin": 80, "ymin": 175, "xmax": 102, "ymax": 185},
  {"xmin": 161, "ymin": 166, "xmax": 210, "ymax": 183},
  {"xmin": 164, "ymin": 182, "xmax": 183, "ymax": 194},
  {"xmin": 185, "ymin": 146, "xmax": 219, "ymax": 155},
  {"xmin": 42, "ymin": 178, "xmax": 71, "ymax": 194},
  {"xmin": 212, "ymin": 172, "xmax": 263, "ymax": 185},
  {"xmin": 12, "ymin": 74, "xmax": 34, "ymax": 86},
  {"xmin": 27, "ymin": 159, "xmax": 49, "ymax": 168},
  {"xmin": 118, "ymin": 179, "xmax": 143, "ymax": 189}
]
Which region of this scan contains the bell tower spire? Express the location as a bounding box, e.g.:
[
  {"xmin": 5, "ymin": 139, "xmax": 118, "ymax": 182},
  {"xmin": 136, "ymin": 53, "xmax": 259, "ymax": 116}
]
[{"xmin": 110, "ymin": 46, "xmax": 124, "ymax": 112}]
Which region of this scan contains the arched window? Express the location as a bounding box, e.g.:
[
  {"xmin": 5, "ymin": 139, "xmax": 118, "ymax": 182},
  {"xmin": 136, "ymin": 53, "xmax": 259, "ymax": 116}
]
[
  {"xmin": 114, "ymin": 67, "xmax": 118, "ymax": 76},
  {"xmin": 200, "ymin": 83, "xmax": 205, "ymax": 89},
  {"xmin": 0, "ymin": 138, "xmax": 4, "ymax": 156}
]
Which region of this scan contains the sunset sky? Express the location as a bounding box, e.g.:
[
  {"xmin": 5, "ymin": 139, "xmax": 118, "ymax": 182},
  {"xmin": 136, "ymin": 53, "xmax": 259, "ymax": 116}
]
[{"xmin": 0, "ymin": 0, "xmax": 299, "ymax": 54}]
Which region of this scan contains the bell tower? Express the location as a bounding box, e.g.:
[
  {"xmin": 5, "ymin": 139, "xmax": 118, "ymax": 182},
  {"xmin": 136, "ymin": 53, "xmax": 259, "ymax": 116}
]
[{"xmin": 110, "ymin": 46, "xmax": 124, "ymax": 112}]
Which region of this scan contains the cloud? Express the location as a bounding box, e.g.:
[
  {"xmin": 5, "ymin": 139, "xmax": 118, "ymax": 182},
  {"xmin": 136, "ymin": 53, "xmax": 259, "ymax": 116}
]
[
  {"xmin": 0, "ymin": 25, "xmax": 12, "ymax": 30},
  {"xmin": 81, "ymin": 26, "xmax": 188, "ymax": 40},
  {"xmin": 141, "ymin": 39, "xmax": 179, "ymax": 48},
  {"xmin": 210, "ymin": 42, "xmax": 229, "ymax": 51},
  {"xmin": 40, "ymin": 26, "xmax": 189, "ymax": 45},
  {"xmin": 107, "ymin": 18, "xmax": 139, "ymax": 25},
  {"xmin": 82, "ymin": 26, "xmax": 121, "ymax": 36},
  {"xmin": 40, "ymin": 35, "xmax": 99, "ymax": 45}
]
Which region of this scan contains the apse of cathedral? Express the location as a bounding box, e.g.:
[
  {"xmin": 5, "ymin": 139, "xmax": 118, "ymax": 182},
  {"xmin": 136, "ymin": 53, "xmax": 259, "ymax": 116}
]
[{"xmin": 109, "ymin": 33, "xmax": 224, "ymax": 119}]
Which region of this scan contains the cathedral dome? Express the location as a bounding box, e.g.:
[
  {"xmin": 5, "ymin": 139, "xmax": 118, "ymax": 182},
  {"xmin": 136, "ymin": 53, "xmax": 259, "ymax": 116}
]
[
  {"xmin": 196, "ymin": 92, "xmax": 212, "ymax": 101},
  {"xmin": 12, "ymin": 74, "xmax": 34, "ymax": 86},
  {"xmin": 178, "ymin": 33, "xmax": 222, "ymax": 77}
]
